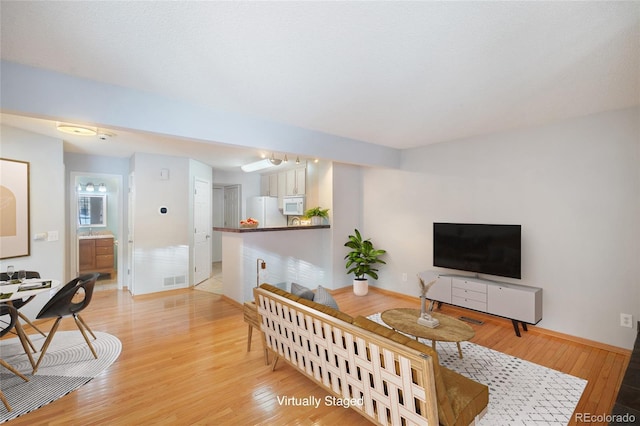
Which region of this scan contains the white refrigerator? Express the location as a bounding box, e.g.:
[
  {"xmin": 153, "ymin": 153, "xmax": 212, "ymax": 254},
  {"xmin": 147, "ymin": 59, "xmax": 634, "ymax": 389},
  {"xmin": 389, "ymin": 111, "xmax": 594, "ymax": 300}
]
[{"xmin": 246, "ymin": 196, "xmax": 287, "ymax": 228}]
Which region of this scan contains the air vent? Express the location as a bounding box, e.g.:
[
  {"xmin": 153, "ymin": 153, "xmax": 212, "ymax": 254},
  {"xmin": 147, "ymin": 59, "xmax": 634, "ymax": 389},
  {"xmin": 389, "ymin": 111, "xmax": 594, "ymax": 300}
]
[{"xmin": 163, "ymin": 275, "xmax": 187, "ymax": 287}]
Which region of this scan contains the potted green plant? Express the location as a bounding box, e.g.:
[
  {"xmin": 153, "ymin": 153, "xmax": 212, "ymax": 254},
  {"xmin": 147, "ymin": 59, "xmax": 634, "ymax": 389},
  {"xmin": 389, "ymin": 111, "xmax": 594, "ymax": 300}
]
[
  {"xmin": 303, "ymin": 206, "xmax": 330, "ymax": 225},
  {"xmin": 344, "ymin": 229, "xmax": 386, "ymax": 296}
]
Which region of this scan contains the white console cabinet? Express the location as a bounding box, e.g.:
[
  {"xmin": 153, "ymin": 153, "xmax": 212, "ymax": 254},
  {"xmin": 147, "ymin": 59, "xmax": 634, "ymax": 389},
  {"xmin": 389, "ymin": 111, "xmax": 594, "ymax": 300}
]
[{"xmin": 422, "ymin": 272, "xmax": 542, "ymax": 336}]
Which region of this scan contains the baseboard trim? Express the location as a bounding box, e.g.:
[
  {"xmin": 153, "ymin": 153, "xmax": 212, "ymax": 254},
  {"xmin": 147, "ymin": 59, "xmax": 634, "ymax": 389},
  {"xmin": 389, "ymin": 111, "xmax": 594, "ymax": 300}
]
[
  {"xmin": 221, "ymin": 294, "xmax": 243, "ymax": 309},
  {"xmin": 530, "ymin": 326, "xmax": 631, "ymax": 356},
  {"xmin": 348, "ymin": 285, "xmax": 632, "ymax": 356}
]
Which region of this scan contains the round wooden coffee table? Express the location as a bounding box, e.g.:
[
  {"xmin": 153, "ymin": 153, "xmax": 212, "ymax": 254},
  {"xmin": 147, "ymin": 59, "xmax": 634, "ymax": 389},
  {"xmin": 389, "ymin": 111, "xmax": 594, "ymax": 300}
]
[{"xmin": 381, "ymin": 308, "xmax": 475, "ymax": 358}]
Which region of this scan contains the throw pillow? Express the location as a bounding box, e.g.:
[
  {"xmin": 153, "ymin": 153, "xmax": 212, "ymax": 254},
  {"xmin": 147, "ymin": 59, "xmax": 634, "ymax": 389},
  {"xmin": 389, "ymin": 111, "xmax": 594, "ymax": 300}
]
[
  {"xmin": 313, "ymin": 285, "xmax": 339, "ymax": 310},
  {"xmin": 290, "ymin": 282, "xmax": 314, "ymax": 301}
]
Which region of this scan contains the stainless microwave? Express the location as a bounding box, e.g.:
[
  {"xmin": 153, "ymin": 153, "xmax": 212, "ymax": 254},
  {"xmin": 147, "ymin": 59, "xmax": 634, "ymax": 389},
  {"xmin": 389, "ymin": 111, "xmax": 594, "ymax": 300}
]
[{"xmin": 282, "ymin": 196, "xmax": 305, "ymax": 215}]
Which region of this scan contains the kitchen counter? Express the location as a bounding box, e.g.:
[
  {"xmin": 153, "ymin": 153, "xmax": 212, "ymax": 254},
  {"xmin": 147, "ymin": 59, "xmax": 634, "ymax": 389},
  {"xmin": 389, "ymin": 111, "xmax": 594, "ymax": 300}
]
[
  {"xmin": 78, "ymin": 233, "xmax": 114, "ymax": 239},
  {"xmin": 213, "ymin": 225, "xmax": 330, "ymax": 233}
]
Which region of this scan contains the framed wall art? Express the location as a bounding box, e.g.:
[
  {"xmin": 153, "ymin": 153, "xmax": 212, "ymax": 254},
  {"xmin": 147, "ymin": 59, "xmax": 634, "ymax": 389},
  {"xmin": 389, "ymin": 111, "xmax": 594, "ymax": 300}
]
[{"xmin": 0, "ymin": 158, "xmax": 30, "ymax": 259}]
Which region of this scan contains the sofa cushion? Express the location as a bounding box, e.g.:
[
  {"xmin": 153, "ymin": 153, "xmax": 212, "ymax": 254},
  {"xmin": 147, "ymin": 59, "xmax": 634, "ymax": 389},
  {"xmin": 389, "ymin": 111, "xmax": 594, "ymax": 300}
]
[
  {"xmin": 259, "ymin": 283, "xmax": 302, "ymax": 302},
  {"xmin": 439, "ymin": 367, "xmax": 489, "ymax": 426},
  {"xmin": 314, "ymin": 285, "xmax": 339, "ymax": 310},
  {"xmin": 259, "ymin": 283, "xmax": 353, "ymax": 324},
  {"xmin": 291, "ymin": 282, "xmax": 315, "ymax": 301}
]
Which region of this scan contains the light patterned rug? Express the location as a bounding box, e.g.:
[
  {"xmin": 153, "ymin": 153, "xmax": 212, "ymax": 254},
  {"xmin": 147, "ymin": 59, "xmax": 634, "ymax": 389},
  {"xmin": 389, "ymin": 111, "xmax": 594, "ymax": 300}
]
[
  {"xmin": 0, "ymin": 331, "xmax": 121, "ymax": 423},
  {"xmin": 368, "ymin": 313, "xmax": 588, "ymax": 425}
]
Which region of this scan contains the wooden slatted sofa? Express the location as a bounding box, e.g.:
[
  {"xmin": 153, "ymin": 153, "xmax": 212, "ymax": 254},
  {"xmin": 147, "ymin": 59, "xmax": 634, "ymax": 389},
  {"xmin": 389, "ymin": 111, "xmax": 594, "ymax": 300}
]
[{"xmin": 254, "ymin": 284, "xmax": 488, "ymax": 425}]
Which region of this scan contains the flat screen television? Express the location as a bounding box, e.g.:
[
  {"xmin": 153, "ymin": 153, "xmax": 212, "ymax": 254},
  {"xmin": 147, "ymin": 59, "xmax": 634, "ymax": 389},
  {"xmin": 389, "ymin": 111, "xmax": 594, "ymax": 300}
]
[{"xmin": 433, "ymin": 223, "xmax": 521, "ymax": 279}]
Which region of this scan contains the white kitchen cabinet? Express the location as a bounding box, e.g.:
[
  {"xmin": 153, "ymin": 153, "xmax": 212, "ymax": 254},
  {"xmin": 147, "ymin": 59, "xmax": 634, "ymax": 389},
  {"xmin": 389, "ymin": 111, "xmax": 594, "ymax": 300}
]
[
  {"xmin": 269, "ymin": 173, "xmax": 278, "ymax": 197},
  {"xmin": 285, "ymin": 167, "xmax": 306, "ymax": 196},
  {"xmin": 277, "ymin": 171, "xmax": 286, "ymax": 207},
  {"xmin": 260, "ymin": 173, "xmax": 279, "ymax": 197}
]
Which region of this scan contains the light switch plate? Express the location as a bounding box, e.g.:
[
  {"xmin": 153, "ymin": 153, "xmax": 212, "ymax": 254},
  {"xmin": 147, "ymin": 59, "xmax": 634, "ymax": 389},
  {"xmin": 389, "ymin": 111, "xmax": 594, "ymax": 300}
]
[{"xmin": 47, "ymin": 231, "xmax": 59, "ymax": 242}]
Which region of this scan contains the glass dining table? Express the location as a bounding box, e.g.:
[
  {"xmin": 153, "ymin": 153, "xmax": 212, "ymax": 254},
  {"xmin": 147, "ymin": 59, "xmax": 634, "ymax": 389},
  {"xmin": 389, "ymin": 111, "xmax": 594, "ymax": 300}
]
[{"xmin": 0, "ymin": 279, "xmax": 62, "ymax": 370}]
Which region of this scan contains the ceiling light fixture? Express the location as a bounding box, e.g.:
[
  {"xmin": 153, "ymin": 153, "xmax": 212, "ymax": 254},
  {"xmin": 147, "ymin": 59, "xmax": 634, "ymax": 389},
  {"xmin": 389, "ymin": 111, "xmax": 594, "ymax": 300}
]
[
  {"xmin": 241, "ymin": 157, "xmax": 283, "ymax": 172},
  {"xmin": 295, "ymin": 156, "xmax": 300, "ymax": 165},
  {"xmin": 97, "ymin": 132, "xmax": 114, "ymax": 141},
  {"xmin": 77, "ymin": 182, "xmax": 107, "ymax": 192},
  {"xmin": 56, "ymin": 123, "xmax": 97, "ymax": 136},
  {"xmin": 283, "ymin": 155, "xmax": 288, "ymax": 163}
]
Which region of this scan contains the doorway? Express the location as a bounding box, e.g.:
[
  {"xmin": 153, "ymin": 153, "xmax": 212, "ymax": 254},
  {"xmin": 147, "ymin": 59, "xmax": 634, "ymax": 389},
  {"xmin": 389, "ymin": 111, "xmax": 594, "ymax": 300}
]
[
  {"xmin": 201, "ymin": 184, "xmax": 241, "ymax": 295},
  {"xmin": 127, "ymin": 172, "xmax": 135, "ymax": 294},
  {"xmin": 223, "ymin": 184, "xmax": 241, "ymax": 227},
  {"xmin": 193, "ymin": 178, "xmax": 212, "ymax": 285},
  {"xmin": 69, "ymin": 172, "xmax": 124, "ymax": 290}
]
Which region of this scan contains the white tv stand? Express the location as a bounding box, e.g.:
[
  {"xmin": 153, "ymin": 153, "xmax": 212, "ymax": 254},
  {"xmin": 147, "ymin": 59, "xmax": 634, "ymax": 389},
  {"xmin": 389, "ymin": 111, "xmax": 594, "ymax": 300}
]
[{"xmin": 423, "ymin": 273, "xmax": 542, "ymax": 337}]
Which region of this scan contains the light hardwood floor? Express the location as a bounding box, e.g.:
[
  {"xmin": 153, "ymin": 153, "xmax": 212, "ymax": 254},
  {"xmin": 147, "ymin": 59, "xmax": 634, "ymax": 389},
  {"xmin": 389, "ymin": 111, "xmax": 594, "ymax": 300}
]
[{"xmin": 5, "ymin": 286, "xmax": 630, "ymax": 425}]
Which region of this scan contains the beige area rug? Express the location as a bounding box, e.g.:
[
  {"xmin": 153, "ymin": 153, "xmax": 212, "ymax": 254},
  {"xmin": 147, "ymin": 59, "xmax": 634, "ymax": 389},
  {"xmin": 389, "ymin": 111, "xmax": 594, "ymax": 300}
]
[{"xmin": 368, "ymin": 312, "xmax": 588, "ymax": 425}]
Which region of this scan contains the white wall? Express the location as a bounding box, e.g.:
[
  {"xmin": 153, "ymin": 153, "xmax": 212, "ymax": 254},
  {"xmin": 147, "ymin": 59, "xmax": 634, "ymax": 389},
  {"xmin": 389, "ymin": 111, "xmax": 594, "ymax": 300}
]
[
  {"xmin": 330, "ymin": 163, "xmax": 363, "ymax": 288},
  {"xmin": 131, "ymin": 153, "xmax": 190, "ymax": 294},
  {"xmin": 0, "ymin": 125, "xmax": 66, "ymax": 320},
  {"xmin": 361, "ymin": 107, "xmax": 640, "ymax": 349}
]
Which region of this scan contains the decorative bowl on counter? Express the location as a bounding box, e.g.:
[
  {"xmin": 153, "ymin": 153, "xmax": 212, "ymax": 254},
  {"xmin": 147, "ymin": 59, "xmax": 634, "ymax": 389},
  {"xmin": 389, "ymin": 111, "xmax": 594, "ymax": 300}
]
[{"xmin": 240, "ymin": 218, "xmax": 259, "ymax": 228}]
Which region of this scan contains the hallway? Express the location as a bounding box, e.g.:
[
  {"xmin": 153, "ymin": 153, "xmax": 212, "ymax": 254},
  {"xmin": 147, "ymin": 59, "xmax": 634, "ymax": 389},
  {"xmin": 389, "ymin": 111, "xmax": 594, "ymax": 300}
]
[{"xmin": 193, "ymin": 261, "xmax": 222, "ymax": 294}]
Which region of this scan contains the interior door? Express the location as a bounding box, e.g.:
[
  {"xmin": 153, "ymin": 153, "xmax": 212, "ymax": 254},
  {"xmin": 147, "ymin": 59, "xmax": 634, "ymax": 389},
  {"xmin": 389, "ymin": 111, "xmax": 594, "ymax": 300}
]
[
  {"xmin": 193, "ymin": 178, "xmax": 212, "ymax": 285},
  {"xmin": 212, "ymin": 186, "xmax": 224, "ymax": 262},
  {"xmin": 223, "ymin": 184, "xmax": 241, "ymax": 227},
  {"xmin": 127, "ymin": 172, "xmax": 135, "ymax": 294}
]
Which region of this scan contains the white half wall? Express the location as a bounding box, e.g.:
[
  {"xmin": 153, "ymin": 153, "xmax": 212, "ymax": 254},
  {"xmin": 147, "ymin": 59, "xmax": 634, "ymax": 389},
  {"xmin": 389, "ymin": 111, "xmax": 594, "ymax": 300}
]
[
  {"xmin": 362, "ymin": 107, "xmax": 640, "ymax": 349},
  {"xmin": 221, "ymin": 228, "xmax": 332, "ymax": 303}
]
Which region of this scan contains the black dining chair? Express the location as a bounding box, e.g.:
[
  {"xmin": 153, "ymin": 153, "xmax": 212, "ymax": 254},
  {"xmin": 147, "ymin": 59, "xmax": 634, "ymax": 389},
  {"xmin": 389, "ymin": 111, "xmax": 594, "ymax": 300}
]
[
  {"xmin": 33, "ymin": 273, "xmax": 100, "ymax": 374},
  {"xmin": 0, "ymin": 271, "xmax": 47, "ymax": 338},
  {"xmin": 0, "ymin": 304, "xmax": 30, "ymax": 412}
]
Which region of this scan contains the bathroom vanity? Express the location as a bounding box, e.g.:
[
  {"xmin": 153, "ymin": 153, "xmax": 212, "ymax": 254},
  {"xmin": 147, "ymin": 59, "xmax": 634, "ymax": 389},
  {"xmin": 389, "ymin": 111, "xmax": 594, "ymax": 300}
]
[
  {"xmin": 78, "ymin": 234, "xmax": 115, "ymax": 277},
  {"xmin": 77, "ymin": 192, "xmax": 114, "ymax": 277}
]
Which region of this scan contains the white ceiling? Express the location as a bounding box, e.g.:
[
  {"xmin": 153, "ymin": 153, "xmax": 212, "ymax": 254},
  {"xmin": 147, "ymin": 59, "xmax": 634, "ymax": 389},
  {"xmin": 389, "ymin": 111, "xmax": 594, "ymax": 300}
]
[{"xmin": 1, "ymin": 1, "xmax": 638, "ymax": 166}]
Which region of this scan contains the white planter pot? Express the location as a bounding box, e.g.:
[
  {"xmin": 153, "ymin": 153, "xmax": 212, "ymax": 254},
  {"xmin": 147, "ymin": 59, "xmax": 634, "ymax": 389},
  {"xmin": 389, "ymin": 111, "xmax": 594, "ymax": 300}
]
[
  {"xmin": 311, "ymin": 216, "xmax": 322, "ymax": 226},
  {"xmin": 353, "ymin": 279, "xmax": 368, "ymax": 296}
]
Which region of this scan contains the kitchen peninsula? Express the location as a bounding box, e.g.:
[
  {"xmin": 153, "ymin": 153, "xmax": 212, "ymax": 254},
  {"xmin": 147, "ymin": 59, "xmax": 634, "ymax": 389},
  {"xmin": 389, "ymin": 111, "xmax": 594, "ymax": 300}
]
[
  {"xmin": 214, "ymin": 225, "xmax": 332, "ymax": 304},
  {"xmin": 213, "ymin": 225, "xmax": 329, "ymax": 233}
]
